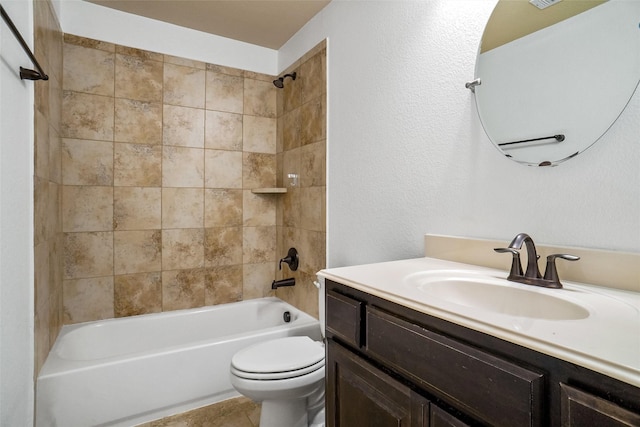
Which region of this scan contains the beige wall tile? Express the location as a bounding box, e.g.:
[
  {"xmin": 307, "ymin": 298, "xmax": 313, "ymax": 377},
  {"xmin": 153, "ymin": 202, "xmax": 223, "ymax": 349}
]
[
  {"xmin": 300, "ymin": 186, "xmax": 325, "ymax": 232},
  {"xmin": 243, "ymin": 115, "xmax": 276, "ymax": 154},
  {"xmin": 114, "ymin": 230, "xmax": 162, "ymax": 274},
  {"xmin": 162, "ymin": 228, "xmax": 204, "ymax": 270},
  {"xmin": 62, "ymin": 139, "xmax": 113, "ymax": 186},
  {"xmin": 35, "ymin": 241, "xmax": 51, "ymax": 313},
  {"xmin": 34, "ymin": 177, "xmax": 49, "ymax": 247},
  {"xmin": 243, "ymin": 191, "xmax": 276, "ymax": 226},
  {"xmin": 282, "ymin": 69, "xmax": 302, "ymax": 113},
  {"xmin": 164, "ymin": 54, "xmax": 206, "ymax": 69},
  {"xmin": 47, "ymin": 183, "xmax": 61, "ymax": 247},
  {"xmin": 162, "ymin": 188, "xmax": 204, "ymax": 229},
  {"xmin": 205, "ymin": 265, "xmax": 243, "ymax": 305},
  {"xmin": 243, "ymin": 153, "xmax": 276, "ymax": 189},
  {"xmin": 243, "ymin": 263, "xmax": 275, "ymax": 300},
  {"xmin": 244, "ymin": 78, "xmax": 276, "ymax": 118},
  {"xmin": 35, "ymin": 71, "xmax": 50, "ymax": 125},
  {"xmin": 282, "ymin": 108, "xmax": 301, "ymax": 151},
  {"xmin": 116, "ymin": 45, "xmax": 163, "ymax": 61},
  {"xmin": 243, "ymin": 226, "xmax": 276, "ymax": 264},
  {"xmin": 114, "ymin": 272, "xmax": 162, "ymax": 317},
  {"xmin": 300, "ymin": 95, "xmax": 326, "ymax": 145},
  {"xmin": 164, "ymin": 63, "xmax": 206, "ymax": 108},
  {"xmin": 35, "ymin": 109, "xmax": 49, "ymax": 179},
  {"xmin": 114, "ymin": 187, "xmax": 161, "ymax": 230},
  {"xmin": 61, "ymin": 91, "xmax": 114, "ymax": 141},
  {"xmin": 62, "ymin": 186, "xmax": 113, "ymax": 232},
  {"xmin": 64, "ymin": 34, "xmax": 115, "ymax": 52},
  {"xmin": 300, "ymin": 140, "xmax": 326, "ymax": 187},
  {"xmin": 63, "ymin": 43, "xmax": 114, "ymax": 95},
  {"xmin": 301, "ymin": 50, "xmax": 326, "ymax": 104},
  {"xmin": 298, "ymin": 229, "xmax": 326, "ymax": 274},
  {"xmin": 63, "ymin": 231, "xmax": 113, "ymax": 279},
  {"xmin": 115, "ymin": 54, "xmax": 163, "ymax": 102},
  {"xmin": 162, "ymin": 268, "xmax": 205, "ymax": 310},
  {"xmin": 204, "ymin": 227, "xmax": 243, "ymax": 267},
  {"xmin": 114, "ymin": 99, "xmax": 162, "ymax": 145},
  {"xmin": 114, "ymin": 143, "xmax": 162, "ymax": 187},
  {"xmin": 206, "ymin": 63, "xmax": 244, "ymax": 77},
  {"xmin": 282, "ymin": 146, "xmax": 301, "ymax": 186},
  {"xmin": 205, "ymin": 150, "xmax": 243, "ymax": 189},
  {"xmin": 63, "ymin": 276, "xmax": 114, "ymax": 323},
  {"xmin": 48, "ymin": 127, "xmax": 62, "ymax": 184},
  {"xmin": 205, "ymin": 72, "xmax": 243, "ymax": 113},
  {"xmin": 48, "ymin": 75, "xmax": 62, "ymax": 135},
  {"xmin": 282, "ymin": 190, "xmax": 301, "ymax": 229},
  {"xmin": 204, "ymin": 189, "xmax": 243, "ymax": 227},
  {"xmin": 245, "ymin": 71, "xmax": 275, "ymax": 83},
  {"xmin": 205, "ymin": 110, "xmax": 243, "ymax": 151},
  {"xmin": 163, "ymin": 146, "xmax": 205, "ymax": 187},
  {"xmin": 163, "ymin": 105, "xmax": 205, "ymax": 148}
]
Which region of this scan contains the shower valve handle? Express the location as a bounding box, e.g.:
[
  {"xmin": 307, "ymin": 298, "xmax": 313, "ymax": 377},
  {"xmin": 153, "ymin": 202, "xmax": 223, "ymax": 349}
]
[{"xmin": 279, "ymin": 248, "xmax": 299, "ymax": 271}]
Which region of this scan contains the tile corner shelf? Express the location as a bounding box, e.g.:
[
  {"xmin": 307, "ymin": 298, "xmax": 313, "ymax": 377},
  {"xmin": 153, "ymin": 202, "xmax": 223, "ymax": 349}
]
[{"xmin": 251, "ymin": 188, "xmax": 288, "ymax": 194}]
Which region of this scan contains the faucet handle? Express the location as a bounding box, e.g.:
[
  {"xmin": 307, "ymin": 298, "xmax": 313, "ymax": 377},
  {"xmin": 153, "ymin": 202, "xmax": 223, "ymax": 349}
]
[
  {"xmin": 543, "ymin": 254, "xmax": 580, "ymax": 287},
  {"xmin": 494, "ymin": 247, "xmax": 524, "ymax": 278}
]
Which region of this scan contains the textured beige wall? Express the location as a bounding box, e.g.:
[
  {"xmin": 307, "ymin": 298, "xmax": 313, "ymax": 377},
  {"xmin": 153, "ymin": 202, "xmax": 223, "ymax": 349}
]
[
  {"xmin": 275, "ymin": 42, "xmax": 327, "ymax": 319},
  {"xmin": 34, "ymin": 0, "xmax": 64, "ymax": 375}
]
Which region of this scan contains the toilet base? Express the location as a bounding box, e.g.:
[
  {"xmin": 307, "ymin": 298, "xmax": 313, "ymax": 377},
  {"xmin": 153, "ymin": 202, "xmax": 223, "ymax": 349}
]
[
  {"xmin": 260, "ymin": 399, "xmax": 308, "ymax": 427},
  {"xmin": 309, "ymin": 408, "xmax": 326, "ymax": 427}
]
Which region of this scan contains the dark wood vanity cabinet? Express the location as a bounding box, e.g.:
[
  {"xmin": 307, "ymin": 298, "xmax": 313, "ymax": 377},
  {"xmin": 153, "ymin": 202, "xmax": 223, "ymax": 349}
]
[{"xmin": 325, "ymin": 280, "xmax": 640, "ymax": 427}]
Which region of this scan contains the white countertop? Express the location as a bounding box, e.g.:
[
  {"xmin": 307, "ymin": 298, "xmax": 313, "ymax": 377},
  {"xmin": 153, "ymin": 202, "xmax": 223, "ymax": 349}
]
[{"xmin": 318, "ymin": 257, "xmax": 640, "ymax": 388}]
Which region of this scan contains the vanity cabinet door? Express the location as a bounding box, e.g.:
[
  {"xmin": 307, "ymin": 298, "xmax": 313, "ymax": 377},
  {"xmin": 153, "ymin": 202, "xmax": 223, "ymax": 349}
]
[
  {"xmin": 327, "ymin": 340, "xmax": 429, "ymax": 427},
  {"xmin": 560, "ymin": 383, "xmax": 640, "ymax": 426}
]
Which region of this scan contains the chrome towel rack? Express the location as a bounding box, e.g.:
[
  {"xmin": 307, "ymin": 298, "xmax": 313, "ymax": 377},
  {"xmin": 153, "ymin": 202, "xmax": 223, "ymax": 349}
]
[{"xmin": 0, "ymin": 4, "xmax": 48, "ymax": 81}]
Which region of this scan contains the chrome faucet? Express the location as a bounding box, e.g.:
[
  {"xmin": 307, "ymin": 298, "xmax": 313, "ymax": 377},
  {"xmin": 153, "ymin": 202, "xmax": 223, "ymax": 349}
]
[{"xmin": 494, "ymin": 233, "xmax": 579, "ymax": 288}]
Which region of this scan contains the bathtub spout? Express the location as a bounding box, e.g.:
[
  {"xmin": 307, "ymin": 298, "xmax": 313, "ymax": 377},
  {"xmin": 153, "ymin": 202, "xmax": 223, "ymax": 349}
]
[{"xmin": 272, "ymin": 278, "xmax": 295, "ymax": 289}]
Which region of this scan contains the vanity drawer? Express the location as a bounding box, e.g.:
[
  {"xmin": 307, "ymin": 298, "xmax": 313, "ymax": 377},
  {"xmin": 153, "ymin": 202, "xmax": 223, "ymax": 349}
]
[
  {"xmin": 326, "ymin": 290, "xmax": 363, "ymax": 348},
  {"xmin": 365, "ymin": 306, "xmax": 544, "ymax": 427}
]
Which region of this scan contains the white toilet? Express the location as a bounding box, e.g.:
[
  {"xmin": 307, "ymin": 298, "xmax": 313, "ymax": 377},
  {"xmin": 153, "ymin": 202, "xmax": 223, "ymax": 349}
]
[{"xmin": 230, "ymin": 282, "xmax": 326, "ymax": 427}]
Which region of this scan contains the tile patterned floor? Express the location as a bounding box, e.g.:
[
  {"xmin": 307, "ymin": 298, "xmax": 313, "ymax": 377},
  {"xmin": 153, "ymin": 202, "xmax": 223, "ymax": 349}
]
[{"xmin": 137, "ymin": 396, "xmax": 260, "ymax": 427}]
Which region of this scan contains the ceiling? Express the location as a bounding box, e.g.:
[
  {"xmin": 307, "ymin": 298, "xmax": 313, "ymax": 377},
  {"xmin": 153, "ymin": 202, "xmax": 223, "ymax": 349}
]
[{"xmin": 85, "ymin": 0, "xmax": 331, "ymax": 49}]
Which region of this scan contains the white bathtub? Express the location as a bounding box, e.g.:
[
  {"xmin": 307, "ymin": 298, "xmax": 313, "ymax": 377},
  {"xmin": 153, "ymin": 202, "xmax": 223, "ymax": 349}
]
[{"xmin": 36, "ymin": 297, "xmax": 322, "ymax": 427}]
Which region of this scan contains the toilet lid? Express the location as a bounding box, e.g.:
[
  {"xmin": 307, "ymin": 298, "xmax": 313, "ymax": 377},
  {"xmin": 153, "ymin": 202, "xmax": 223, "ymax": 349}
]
[{"xmin": 231, "ymin": 336, "xmax": 325, "ymax": 375}]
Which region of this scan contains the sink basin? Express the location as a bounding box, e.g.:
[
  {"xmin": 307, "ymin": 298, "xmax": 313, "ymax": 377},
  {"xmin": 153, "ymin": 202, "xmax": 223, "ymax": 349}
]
[{"xmin": 403, "ymin": 271, "xmax": 590, "ymax": 320}]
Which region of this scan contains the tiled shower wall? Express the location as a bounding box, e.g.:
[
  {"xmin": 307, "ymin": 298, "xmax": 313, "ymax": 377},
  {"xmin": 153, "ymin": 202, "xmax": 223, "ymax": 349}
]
[
  {"xmin": 34, "ymin": 0, "xmax": 64, "ymax": 374},
  {"xmin": 274, "ymin": 43, "xmax": 327, "ymax": 318},
  {"xmin": 60, "ymin": 35, "xmax": 281, "ymax": 323},
  {"xmin": 59, "ymin": 35, "xmax": 327, "ymax": 327}
]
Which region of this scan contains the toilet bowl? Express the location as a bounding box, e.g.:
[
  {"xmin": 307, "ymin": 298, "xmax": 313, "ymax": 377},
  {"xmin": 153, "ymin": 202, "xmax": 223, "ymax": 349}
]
[{"xmin": 230, "ymin": 336, "xmax": 325, "ymax": 427}]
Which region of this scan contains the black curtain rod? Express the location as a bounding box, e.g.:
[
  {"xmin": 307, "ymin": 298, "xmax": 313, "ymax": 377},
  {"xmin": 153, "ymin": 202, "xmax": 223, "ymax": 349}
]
[{"xmin": 0, "ymin": 3, "xmax": 48, "ymax": 81}]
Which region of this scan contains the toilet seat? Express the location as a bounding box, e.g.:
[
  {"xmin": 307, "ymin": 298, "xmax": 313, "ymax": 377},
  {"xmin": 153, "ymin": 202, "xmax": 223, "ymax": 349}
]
[{"xmin": 231, "ymin": 336, "xmax": 325, "ymax": 380}]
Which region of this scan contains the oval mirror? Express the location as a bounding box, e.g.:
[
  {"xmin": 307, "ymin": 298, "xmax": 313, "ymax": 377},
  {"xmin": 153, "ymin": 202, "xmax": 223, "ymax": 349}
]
[{"xmin": 474, "ymin": 0, "xmax": 640, "ymax": 166}]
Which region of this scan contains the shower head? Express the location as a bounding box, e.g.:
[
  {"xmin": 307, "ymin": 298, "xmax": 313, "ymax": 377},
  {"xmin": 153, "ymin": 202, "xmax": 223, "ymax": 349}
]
[{"xmin": 273, "ymin": 72, "xmax": 297, "ymax": 88}]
